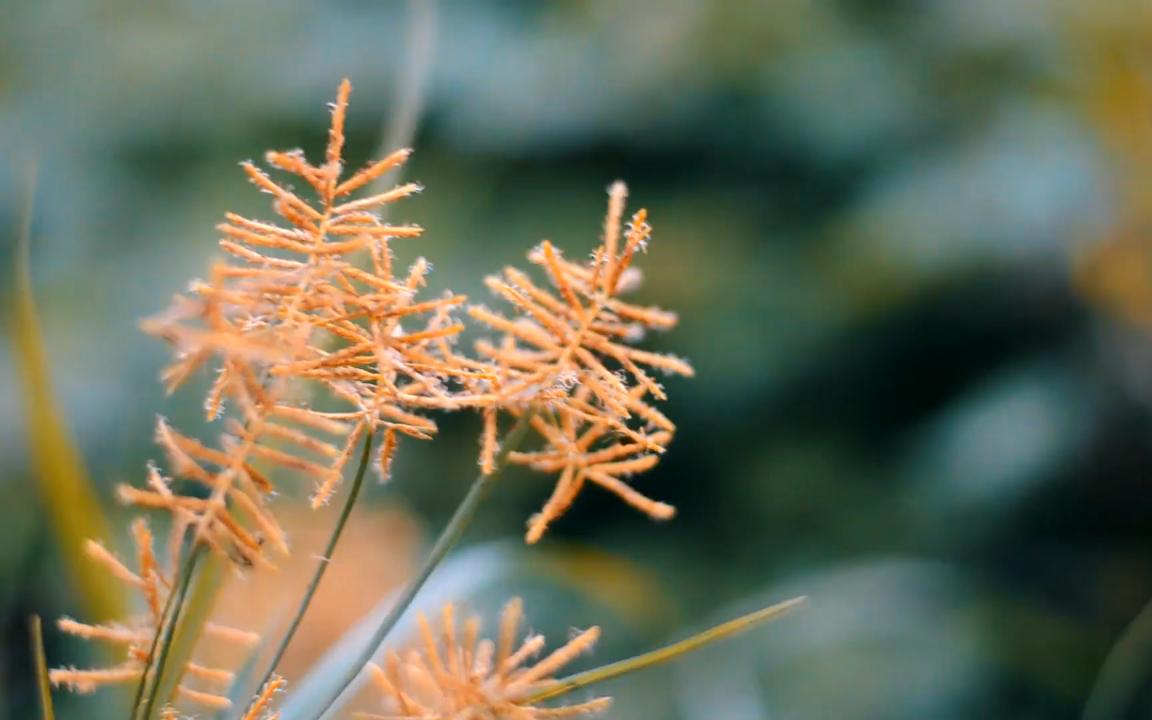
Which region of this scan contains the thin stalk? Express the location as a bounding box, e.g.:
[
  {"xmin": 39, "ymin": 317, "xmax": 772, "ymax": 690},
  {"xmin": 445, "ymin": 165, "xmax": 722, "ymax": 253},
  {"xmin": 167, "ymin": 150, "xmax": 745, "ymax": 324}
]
[
  {"xmin": 29, "ymin": 615, "xmax": 55, "ymax": 720},
  {"xmin": 527, "ymin": 596, "xmax": 807, "ymax": 704},
  {"xmin": 248, "ymin": 431, "xmax": 375, "ymax": 707},
  {"xmin": 128, "ymin": 542, "xmax": 188, "ymax": 718},
  {"xmin": 135, "ymin": 545, "xmax": 204, "ymax": 720},
  {"xmin": 252, "ymin": 0, "xmax": 433, "ymax": 688},
  {"xmin": 312, "ymin": 410, "xmax": 537, "ymax": 719}
]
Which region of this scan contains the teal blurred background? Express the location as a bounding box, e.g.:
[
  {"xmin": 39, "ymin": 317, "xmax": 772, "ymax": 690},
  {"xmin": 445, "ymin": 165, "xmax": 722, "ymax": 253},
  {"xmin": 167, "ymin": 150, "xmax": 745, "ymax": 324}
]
[{"xmin": 5, "ymin": 1, "xmax": 1152, "ymax": 718}]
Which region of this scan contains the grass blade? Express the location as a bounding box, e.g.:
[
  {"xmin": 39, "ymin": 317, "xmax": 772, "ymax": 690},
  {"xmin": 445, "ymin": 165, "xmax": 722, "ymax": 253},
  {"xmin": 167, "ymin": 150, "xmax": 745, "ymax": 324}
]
[
  {"xmin": 29, "ymin": 615, "xmax": 56, "ymax": 720},
  {"xmin": 527, "ymin": 596, "xmax": 807, "ymax": 704},
  {"xmin": 11, "ymin": 164, "xmax": 125, "ymax": 624},
  {"xmin": 152, "ymin": 547, "xmax": 224, "ymax": 717},
  {"xmin": 132, "ymin": 545, "xmax": 224, "ymax": 720}
]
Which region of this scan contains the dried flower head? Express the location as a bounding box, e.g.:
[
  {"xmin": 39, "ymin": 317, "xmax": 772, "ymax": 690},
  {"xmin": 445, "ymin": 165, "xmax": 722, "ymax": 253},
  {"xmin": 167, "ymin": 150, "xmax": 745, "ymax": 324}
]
[
  {"xmin": 470, "ymin": 182, "xmax": 691, "ymax": 541},
  {"xmin": 509, "ymin": 385, "xmax": 677, "ymax": 543},
  {"xmin": 365, "ymin": 599, "xmax": 609, "ymax": 719},
  {"xmin": 49, "ymin": 518, "xmax": 258, "ymax": 711},
  {"xmin": 121, "ymin": 79, "xmax": 486, "ymax": 567},
  {"xmin": 47, "ymin": 76, "xmax": 713, "ymax": 720}
]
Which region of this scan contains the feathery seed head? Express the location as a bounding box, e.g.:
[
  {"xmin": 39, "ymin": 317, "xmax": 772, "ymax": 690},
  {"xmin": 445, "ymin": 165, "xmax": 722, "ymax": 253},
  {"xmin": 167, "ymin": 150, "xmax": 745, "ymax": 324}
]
[
  {"xmin": 365, "ymin": 599, "xmax": 610, "ymax": 719},
  {"xmin": 469, "ymin": 182, "xmax": 691, "ymax": 542},
  {"xmin": 123, "ymin": 78, "xmax": 484, "ymax": 561}
]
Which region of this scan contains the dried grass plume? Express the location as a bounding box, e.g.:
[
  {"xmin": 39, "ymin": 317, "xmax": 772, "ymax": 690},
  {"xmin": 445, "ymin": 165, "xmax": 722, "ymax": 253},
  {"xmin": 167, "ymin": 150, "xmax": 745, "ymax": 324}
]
[{"xmin": 365, "ymin": 598, "xmax": 610, "ymax": 719}]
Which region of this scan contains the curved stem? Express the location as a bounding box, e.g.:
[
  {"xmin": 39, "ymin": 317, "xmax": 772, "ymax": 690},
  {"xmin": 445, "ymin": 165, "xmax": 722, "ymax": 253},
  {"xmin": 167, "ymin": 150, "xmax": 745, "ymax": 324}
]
[
  {"xmin": 312, "ymin": 410, "xmax": 537, "ymax": 719},
  {"xmin": 527, "ymin": 596, "xmax": 807, "ymax": 704},
  {"xmin": 248, "ymin": 431, "xmax": 375, "ymax": 709},
  {"xmin": 1083, "ymin": 593, "xmax": 1152, "ymax": 720}
]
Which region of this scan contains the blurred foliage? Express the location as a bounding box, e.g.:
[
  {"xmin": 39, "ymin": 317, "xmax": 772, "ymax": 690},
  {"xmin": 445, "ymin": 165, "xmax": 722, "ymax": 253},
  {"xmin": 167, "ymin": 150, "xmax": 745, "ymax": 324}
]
[
  {"xmin": 10, "ymin": 181, "xmax": 126, "ymax": 628},
  {"xmin": 6, "ymin": 1, "xmax": 1152, "ymax": 718}
]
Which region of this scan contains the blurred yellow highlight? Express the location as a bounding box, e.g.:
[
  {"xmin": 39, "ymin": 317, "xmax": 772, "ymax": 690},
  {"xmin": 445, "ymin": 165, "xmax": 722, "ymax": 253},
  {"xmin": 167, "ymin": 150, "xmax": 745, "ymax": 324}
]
[{"xmin": 11, "ymin": 167, "xmax": 126, "ymax": 624}]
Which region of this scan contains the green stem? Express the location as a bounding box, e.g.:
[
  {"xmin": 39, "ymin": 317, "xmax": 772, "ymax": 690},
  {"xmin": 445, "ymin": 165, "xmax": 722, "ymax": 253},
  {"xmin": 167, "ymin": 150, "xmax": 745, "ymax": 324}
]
[
  {"xmin": 135, "ymin": 545, "xmax": 204, "ymax": 720},
  {"xmin": 248, "ymin": 431, "xmax": 375, "ymax": 709},
  {"xmin": 29, "ymin": 615, "xmax": 55, "ymax": 720},
  {"xmin": 312, "ymin": 410, "xmax": 537, "ymax": 719},
  {"xmin": 527, "ymin": 596, "xmax": 807, "ymax": 704},
  {"xmin": 252, "ymin": 0, "xmax": 434, "ymax": 698},
  {"xmin": 128, "ymin": 544, "xmax": 185, "ymax": 719}
]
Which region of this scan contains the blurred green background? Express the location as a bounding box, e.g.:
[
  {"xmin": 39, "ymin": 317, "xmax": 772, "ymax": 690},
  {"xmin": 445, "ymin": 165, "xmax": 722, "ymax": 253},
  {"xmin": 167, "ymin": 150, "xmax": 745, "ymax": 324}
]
[{"xmin": 6, "ymin": 1, "xmax": 1152, "ymax": 718}]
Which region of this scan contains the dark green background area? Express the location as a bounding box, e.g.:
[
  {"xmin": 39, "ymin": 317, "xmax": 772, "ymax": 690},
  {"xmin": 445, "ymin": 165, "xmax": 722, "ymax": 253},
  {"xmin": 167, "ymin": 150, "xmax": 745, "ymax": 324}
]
[{"xmin": 3, "ymin": 1, "xmax": 1151, "ymax": 718}]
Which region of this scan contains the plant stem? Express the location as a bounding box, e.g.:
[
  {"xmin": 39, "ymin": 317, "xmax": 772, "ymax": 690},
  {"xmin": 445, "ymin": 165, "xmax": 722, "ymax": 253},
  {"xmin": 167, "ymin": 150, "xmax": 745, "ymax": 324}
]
[
  {"xmin": 248, "ymin": 431, "xmax": 375, "ymax": 709},
  {"xmin": 135, "ymin": 544, "xmax": 204, "ymax": 720},
  {"xmin": 312, "ymin": 410, "xmax": 537, "ymax": 719},
  {"xmin": 253, "ymin": 0, "xmax": 434, "ymax": 697},
  {"xmin": 29, "ymin": 615, "xmax": 55, "ymax": 720},
  {"xmin": 128, "ymin": 544, "xmax": 187, "ymax": 719},
  {"xmin": 526, "ymin": 596, "xmax": 807, "ymax": 704}
]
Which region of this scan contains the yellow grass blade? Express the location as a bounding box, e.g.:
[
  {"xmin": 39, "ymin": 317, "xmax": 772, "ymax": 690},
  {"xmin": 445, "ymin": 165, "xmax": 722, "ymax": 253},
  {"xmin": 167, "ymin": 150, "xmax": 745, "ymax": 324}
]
[
  {"xmin": 11, "ymin": 166, "xmax": 125, "ymax": 622},
  {"xmin": 29, "ymin": 615, "xmax": 56, "ymax": 720}
]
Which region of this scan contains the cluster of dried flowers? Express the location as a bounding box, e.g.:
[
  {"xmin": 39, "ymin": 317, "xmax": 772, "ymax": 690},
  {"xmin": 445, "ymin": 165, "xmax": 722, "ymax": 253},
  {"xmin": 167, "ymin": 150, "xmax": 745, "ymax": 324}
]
[{"xmin": 49, "ymin": 80, "xmax": 691, "ymax": 718}]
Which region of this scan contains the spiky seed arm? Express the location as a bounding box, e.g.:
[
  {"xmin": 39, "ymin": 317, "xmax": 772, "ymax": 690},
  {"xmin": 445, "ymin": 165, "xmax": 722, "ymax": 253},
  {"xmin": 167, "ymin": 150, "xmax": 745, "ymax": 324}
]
[
  {"xmin": 364, "ymin": 599, "xmax": 609, "ymax": 719},
  {"xmin": 49, "ymin": 518, "xmax": 256, "ymax": 711},
  {"xmin": 469, "ymin": 184, "xmax": 691, "ymax": 542}
]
